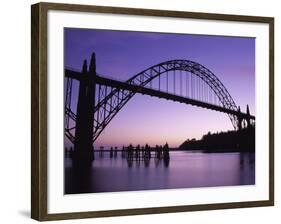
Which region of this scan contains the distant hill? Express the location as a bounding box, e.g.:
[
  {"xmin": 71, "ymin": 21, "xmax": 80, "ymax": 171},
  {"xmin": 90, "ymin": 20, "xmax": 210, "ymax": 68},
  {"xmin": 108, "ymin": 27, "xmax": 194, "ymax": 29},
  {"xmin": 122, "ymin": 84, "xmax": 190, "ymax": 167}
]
[{"xmin": 178, "ymin": 126, "xmax": 255, "ymax": 152}]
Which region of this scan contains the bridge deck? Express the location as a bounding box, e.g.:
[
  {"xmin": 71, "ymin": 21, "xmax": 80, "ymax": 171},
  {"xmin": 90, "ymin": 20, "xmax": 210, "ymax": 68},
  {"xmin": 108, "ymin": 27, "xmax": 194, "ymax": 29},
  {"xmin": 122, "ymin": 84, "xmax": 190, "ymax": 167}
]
[
  {"xmin": 64, "ymin": 69, "xmax": 255, "ymax": 119},
  {"xmin": 95, "ymin": 75, "xmax": 254, "ymax": 119}
]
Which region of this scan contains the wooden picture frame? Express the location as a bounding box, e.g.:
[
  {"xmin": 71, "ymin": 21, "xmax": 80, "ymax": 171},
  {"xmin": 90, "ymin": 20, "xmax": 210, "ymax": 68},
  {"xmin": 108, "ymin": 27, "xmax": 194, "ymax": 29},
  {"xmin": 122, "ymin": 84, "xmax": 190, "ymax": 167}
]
[{"xmin": 31, "ymin": 2, "xmax": 274, "ymax": 221}]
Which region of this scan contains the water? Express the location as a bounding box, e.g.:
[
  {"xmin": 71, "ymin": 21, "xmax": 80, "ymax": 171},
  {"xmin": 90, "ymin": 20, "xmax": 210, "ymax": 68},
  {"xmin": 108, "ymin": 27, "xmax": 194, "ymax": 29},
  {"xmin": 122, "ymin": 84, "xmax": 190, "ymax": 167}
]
[{"xmin": 65, "ymin": 151, "xmax": 255, "ymax": 194}]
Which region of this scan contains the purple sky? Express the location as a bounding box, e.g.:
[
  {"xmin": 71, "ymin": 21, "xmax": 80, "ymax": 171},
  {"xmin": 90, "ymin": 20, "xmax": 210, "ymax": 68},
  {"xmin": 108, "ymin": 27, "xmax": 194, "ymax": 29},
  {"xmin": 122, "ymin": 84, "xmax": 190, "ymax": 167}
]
[{"xmin": 64, "ymin": 28, "xmax": 255, "ymax": 148}]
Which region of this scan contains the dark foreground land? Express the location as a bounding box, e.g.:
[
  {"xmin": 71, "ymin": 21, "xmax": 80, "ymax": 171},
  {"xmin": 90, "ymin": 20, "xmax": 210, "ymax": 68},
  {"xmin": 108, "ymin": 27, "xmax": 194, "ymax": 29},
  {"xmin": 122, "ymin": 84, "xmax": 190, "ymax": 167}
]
[{"xmin": 179, "ymin": 126, "xmax": 255, "ymax": 153}]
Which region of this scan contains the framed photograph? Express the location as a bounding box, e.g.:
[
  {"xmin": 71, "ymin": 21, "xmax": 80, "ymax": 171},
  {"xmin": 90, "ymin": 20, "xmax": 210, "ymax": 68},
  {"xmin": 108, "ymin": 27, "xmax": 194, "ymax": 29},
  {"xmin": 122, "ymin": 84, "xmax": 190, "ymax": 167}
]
[{"xmin": 31, "ymin": 2, "xmax": 274, "ymax": 221}]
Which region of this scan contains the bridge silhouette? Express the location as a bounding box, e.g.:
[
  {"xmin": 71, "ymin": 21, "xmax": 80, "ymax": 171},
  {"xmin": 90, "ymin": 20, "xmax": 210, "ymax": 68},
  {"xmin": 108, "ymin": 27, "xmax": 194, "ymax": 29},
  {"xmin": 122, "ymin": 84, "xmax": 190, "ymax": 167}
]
[{"xmin": 64, "ymin": 52, "xmax": 255, "ymax": 165}]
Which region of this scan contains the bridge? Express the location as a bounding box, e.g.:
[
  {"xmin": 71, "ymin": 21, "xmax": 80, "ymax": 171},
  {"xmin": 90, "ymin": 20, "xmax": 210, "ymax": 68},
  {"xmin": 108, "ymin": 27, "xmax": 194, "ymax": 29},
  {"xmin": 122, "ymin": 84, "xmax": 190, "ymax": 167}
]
[{"xmin": 64, "ymin": 53, "xmax": 255, "ymax": 165}]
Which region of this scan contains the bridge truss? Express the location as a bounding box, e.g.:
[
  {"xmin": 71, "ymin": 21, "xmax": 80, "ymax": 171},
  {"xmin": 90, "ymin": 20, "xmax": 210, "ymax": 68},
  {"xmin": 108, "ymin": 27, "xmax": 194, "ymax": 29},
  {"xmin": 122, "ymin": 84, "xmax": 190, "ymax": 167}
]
[{"xmin": 65, "ymin": 55, "xmax": 254, "ymax": 146}]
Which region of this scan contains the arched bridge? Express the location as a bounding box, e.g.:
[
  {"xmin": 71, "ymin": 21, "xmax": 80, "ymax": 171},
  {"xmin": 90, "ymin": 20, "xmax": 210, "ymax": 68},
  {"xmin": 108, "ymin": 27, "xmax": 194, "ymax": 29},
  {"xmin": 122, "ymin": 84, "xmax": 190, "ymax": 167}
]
[{"xmin": 64, "ymin": 53, "xmax": 255, "ymax": 157}]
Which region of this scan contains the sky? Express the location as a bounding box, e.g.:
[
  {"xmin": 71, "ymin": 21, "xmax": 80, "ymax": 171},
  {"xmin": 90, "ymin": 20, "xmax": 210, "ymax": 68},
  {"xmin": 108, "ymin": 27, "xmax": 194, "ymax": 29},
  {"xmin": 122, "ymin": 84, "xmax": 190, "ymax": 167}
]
[{"xmin": 64, "ymin": 28, "xmax": 255, "ymax": 148}]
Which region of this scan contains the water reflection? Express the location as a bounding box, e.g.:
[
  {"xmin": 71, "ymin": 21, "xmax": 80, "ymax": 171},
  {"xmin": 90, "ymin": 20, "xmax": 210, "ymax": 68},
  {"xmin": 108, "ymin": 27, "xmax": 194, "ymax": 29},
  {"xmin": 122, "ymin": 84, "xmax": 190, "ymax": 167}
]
[{"xmin": 65, "ymin": 150, "xmax": 255, "ymax": 194}]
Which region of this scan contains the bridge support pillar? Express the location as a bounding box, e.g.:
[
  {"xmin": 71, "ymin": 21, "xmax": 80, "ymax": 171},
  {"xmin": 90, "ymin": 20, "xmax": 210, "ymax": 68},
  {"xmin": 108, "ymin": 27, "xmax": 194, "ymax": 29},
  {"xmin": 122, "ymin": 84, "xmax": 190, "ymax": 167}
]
[
  {"xmin": 73, "ymin": 53, "xmax": 96, "ymax": 167},
  {"xmin": 237, "ymin": 106, "xmax": 243, "ymax": 131},
  {"xmin": 237, "ymin": 105, "xmax": 253, "ymax": 130}
]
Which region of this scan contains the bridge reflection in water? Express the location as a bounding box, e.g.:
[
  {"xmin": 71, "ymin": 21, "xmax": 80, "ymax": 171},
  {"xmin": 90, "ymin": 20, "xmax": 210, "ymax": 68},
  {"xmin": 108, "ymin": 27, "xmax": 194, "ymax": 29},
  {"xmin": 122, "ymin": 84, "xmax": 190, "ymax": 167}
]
[{"xmin": 64, "ymin": 150, "xmax": 255, "ymax": 194}]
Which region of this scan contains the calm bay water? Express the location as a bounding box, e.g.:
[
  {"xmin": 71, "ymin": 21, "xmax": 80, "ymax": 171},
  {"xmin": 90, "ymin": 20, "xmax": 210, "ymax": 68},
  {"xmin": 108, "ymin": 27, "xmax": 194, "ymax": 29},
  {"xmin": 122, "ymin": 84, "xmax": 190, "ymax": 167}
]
[{"xmin": 65, "ymin": 151, "xmax": 255, "ymax": 194}]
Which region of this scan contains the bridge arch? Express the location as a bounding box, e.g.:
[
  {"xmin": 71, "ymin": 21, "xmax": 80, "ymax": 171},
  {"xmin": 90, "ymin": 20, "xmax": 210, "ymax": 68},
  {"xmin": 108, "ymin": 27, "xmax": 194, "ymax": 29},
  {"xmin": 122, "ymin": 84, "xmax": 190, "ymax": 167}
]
[{"xmin": 92, "ymin": 59, "xmax": 239, "ymax": 142}]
